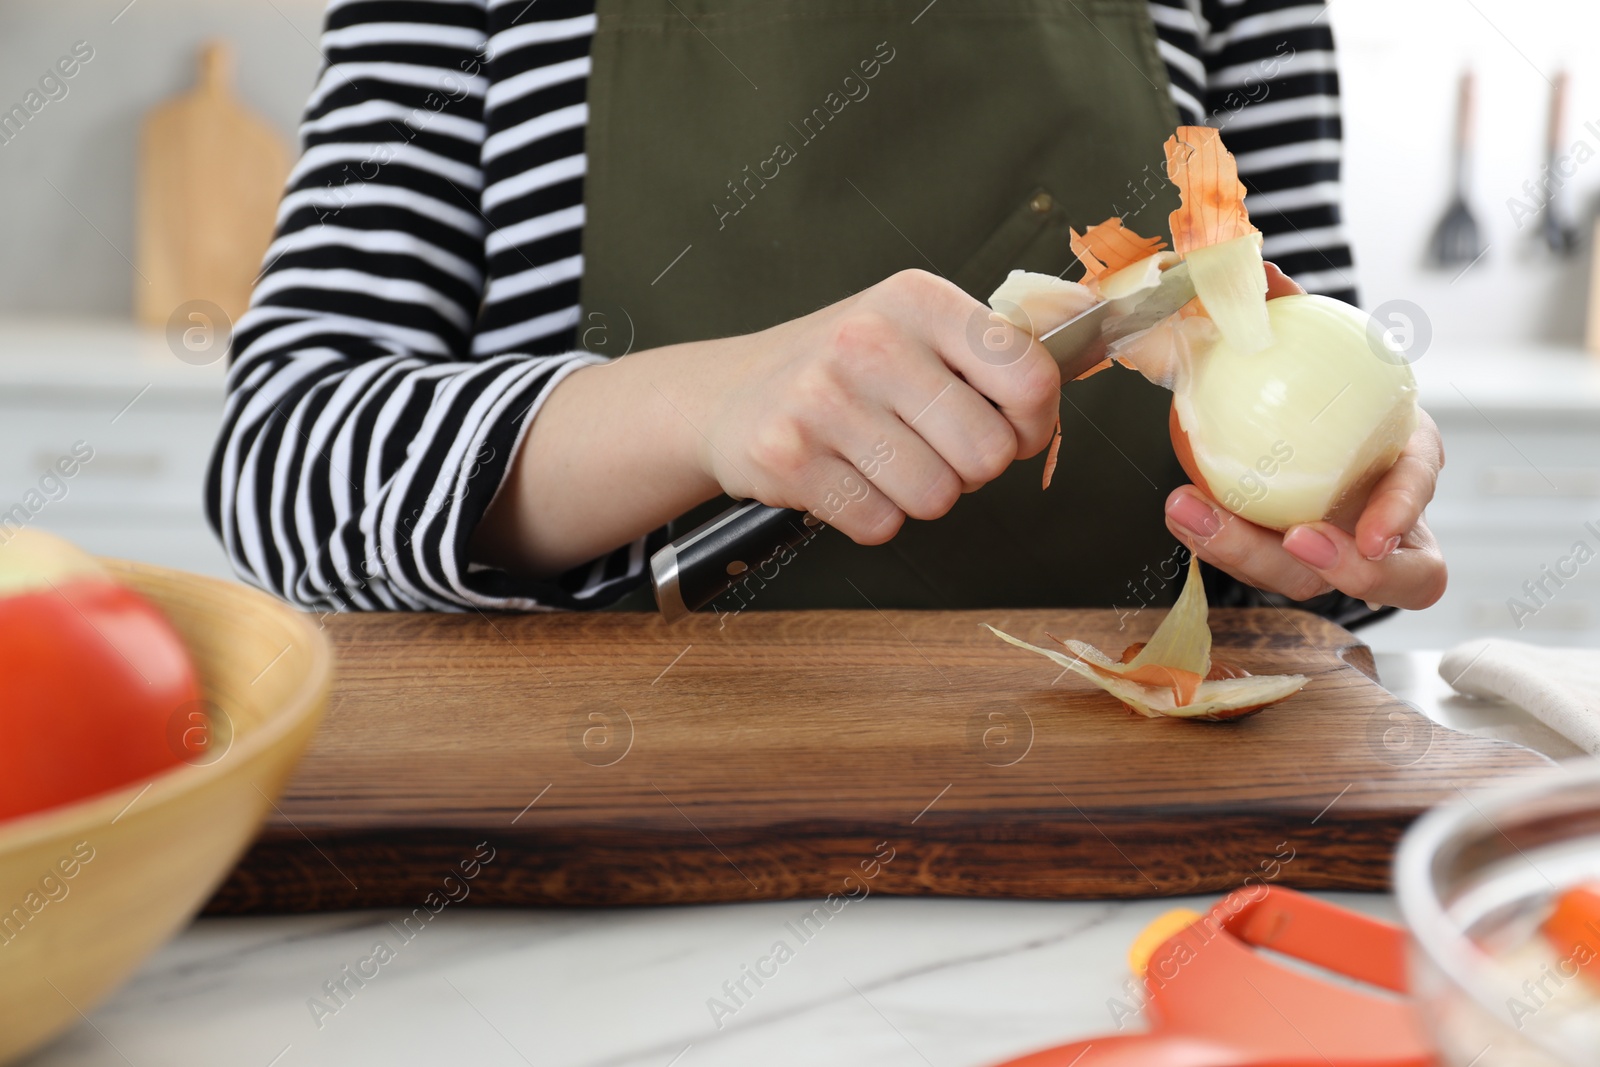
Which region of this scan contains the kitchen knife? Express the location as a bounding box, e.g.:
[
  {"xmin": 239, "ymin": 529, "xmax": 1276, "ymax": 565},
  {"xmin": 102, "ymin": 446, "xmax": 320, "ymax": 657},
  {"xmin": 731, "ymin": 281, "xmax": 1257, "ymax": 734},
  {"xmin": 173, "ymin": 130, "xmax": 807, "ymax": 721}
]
[{"xmin": 650, "ymin": 263, "xmax": 1198, "ymax": 621}]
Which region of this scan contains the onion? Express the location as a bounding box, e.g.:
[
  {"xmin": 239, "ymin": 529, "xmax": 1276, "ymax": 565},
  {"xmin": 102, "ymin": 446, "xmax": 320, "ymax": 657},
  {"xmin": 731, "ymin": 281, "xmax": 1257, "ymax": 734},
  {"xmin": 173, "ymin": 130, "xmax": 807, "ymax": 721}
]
[
  {"xmin": 1182, "ymin": 234, "xmax": 1271, "ymax": 354},
  {"xmin": 1169, "ymin": 294, "xmax": 1417, "ymax": 530},
  {"xmin": 1095, "ymin": 249, "xmax": 1181, "ymax": 302},
  {"xmin": 987, "ymin": 558, "xmax": 1307, "ymax": 720},
  {"xmin": 986, "ymin": 270, "xmax": 1096, "ymax": 337},
  {"xmin": 987, "ymin": 126, "xmax": 1419, "ymax": 530}
]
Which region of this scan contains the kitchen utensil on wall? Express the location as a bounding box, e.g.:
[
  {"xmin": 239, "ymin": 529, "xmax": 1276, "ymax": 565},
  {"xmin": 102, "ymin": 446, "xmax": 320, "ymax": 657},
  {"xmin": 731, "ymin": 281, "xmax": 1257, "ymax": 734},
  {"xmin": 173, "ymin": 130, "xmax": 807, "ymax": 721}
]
[
  {"xmin": 1587, "ymin": 219, "xmax": 1600, "ymax": 356},
  {"xmin": 135, "ymin": 41, "xmax": 289, "ymax": 330},
  {"xmin": 1540, "ymin": 71, "xmax": 1580, "ymax": 256},
  {"xmin": 1430, "ymin": 71, "xmax": 1488, "ymax": 270}
]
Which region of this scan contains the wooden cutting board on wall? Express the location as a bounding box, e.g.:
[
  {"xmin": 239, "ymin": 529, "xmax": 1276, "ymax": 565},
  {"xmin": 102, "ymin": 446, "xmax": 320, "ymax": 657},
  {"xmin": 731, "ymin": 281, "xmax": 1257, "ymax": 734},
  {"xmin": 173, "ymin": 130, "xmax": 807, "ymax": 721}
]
[
  {"xmin": 206, "ymin": 608, "xmax": 1553, "ymax": 913},
  {"xmin": 135, "ymin": 41, "xmax": 289, "ymax": 329}
]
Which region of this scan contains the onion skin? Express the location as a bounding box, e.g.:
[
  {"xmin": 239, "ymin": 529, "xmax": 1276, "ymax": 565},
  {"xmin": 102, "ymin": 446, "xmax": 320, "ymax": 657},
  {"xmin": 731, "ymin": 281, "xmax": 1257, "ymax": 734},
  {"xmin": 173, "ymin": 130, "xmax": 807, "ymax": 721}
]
[
  {"xmin": 990, "ymin": 555, "xmax": 1303, "ymax": 726},
  {"xmin": 1118, "ymin": 647, "xmax": 1277, "ymax": 720},
  {"xmin": 1119, "ymin": 641, "xmax": 1251, "ymax": 680},
  {"xmin": 1117, "ymin": 640, "xmax": 1265, "ymax": 719},
  {"xmin": 1168, "ymin": 294, "xmax": 1418, "ymax": 532},
  {"xmin": 1120, "ymin": 643, "xmax": 1280, "ymax": 726}
]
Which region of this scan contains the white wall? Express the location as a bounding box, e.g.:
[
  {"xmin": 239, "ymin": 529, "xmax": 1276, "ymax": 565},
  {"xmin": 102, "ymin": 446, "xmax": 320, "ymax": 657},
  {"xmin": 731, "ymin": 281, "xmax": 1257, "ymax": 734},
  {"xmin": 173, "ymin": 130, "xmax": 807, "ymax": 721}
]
[
  {"xmin": 0, "ymin": 0, "xmax": 323, "ymax": 318},
  {"xmin": 1332, "ymin": 0, "xmax": 1600, "ymax": 347}
]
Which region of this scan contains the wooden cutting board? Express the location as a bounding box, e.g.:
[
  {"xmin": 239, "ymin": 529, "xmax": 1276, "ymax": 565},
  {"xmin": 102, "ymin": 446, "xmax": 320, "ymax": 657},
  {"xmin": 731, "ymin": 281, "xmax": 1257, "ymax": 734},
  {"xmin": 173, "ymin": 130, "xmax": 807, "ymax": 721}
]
[
  {"xmin": 205, "ymin": 609, "xmax": 1552, "ymax": 913},
  {"xmin": 136, "ymin": 41, "xmax": 289, "ymax": 329}
]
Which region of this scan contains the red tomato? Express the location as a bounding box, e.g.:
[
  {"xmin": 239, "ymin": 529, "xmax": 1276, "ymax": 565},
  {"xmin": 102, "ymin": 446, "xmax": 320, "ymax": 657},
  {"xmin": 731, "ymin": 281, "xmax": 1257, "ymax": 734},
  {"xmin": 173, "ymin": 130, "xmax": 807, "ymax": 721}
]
[{"xmin": 0, "ymin": 532, "xmax": 203, "ymax": 822}]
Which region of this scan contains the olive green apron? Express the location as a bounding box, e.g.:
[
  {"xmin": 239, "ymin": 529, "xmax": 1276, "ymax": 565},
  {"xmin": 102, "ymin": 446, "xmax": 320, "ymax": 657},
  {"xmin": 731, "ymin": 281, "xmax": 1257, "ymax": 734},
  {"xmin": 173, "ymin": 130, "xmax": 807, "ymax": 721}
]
[{"xmin": 583, "ymin": 0, "xmax": 1187, "ymax": 610}]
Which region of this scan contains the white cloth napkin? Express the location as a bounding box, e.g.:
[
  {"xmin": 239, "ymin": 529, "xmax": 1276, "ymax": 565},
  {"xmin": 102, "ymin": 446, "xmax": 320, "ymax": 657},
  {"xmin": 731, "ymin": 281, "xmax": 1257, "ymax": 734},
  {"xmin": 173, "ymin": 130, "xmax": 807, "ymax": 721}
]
[{"xmin": 1439, "ymin": 638, "xmax": 1600, "ymax": 756}]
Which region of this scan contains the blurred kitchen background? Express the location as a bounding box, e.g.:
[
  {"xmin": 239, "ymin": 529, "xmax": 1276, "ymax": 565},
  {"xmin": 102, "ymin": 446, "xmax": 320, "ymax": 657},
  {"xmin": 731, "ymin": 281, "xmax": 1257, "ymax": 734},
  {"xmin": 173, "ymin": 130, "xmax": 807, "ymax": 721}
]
[{"xmin": 0, "ymin": 0, "xmax": 1596, "ymax": 653}]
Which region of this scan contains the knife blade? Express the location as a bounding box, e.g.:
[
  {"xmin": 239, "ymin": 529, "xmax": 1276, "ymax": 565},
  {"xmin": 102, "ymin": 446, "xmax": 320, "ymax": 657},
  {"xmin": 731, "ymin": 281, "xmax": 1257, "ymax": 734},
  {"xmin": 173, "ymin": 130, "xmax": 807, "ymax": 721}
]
[
  {"xmin": 1037, "ymin": 260, "xmax": 1196, "ymax": 381},
  {"xmin": 648, "ymin": 265, "xmax": 1198, "ymax": 621}
]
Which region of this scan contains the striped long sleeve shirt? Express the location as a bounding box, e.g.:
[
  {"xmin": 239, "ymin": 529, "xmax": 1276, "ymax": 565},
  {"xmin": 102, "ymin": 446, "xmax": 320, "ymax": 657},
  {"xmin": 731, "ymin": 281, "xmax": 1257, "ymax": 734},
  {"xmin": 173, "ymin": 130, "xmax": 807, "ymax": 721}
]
[{"xmin": 205, "ymin": 0, "xmax": 1360, "ymax": 613}]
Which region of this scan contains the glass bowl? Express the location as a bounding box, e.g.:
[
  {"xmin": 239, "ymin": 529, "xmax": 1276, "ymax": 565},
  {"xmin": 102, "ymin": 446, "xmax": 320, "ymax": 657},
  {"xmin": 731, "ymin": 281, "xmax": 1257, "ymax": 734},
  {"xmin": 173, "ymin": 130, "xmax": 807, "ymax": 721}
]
[{"xmin": 1395, "ymin": 760, "xmax": 1600, "ymax": 1066}]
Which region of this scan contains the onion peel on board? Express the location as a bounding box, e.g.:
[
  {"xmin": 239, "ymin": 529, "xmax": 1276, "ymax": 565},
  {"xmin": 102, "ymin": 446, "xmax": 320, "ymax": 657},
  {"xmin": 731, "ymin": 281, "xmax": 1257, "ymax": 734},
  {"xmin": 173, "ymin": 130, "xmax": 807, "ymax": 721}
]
[
  {"xmin": 985, "ymin": 558, "xmax": 1307, "ymax": 721},
  {"xmin": 985, "ymin": 125, "xmax": 1419, "ymax": 530}
]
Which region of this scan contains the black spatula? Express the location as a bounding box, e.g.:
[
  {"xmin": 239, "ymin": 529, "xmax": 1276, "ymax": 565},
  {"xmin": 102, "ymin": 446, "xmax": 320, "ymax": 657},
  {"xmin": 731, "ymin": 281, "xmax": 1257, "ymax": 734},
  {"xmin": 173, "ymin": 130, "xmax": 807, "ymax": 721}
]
[{"xmin": 1430, "ymin": 71, "xmax": 1488, "ymax": 270}]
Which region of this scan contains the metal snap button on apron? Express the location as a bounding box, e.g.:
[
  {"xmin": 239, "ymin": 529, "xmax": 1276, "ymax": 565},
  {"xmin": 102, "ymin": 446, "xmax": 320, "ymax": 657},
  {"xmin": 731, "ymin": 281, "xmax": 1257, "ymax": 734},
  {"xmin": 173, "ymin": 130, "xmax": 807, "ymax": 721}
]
[{"xmin": 1029, "ymin": 192, "xmax": 1054, "ymax": 214}]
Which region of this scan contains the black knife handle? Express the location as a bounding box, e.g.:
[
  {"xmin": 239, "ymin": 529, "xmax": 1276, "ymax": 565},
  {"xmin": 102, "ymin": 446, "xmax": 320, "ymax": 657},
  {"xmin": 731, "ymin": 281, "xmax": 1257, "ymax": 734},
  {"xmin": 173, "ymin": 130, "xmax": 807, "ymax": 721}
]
[{"xmin": 650, "ymin": 502, "xmax": 825, "ymax": 621}]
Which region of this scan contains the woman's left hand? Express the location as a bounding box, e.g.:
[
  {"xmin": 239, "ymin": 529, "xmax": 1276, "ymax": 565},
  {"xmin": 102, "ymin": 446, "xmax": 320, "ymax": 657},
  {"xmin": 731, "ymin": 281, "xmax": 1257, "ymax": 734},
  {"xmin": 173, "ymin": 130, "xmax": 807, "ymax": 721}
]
[
  {"xmin": 1163, "ymin": 408, "xmax": 1447, "ymax": 611},
  {"xmin": 1159, "ymin": 261, "xmax": 1446, "ymax": 612}
]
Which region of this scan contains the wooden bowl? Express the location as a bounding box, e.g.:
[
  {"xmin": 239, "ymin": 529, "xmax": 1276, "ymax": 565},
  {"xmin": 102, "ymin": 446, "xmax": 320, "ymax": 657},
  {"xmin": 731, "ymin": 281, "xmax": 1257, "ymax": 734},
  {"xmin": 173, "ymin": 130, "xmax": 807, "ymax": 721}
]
[{"xmin": 0, "ymin": 561, "xmax": 331, "ymax": 1064}]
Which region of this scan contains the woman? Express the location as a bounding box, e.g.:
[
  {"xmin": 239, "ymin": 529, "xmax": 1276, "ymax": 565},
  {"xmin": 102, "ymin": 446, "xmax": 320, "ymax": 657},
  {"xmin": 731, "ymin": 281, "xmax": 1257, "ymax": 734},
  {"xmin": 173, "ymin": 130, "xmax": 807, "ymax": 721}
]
[{"xmin": 206, "ymin": 0, "xmax": 1444, "ymax": 622}]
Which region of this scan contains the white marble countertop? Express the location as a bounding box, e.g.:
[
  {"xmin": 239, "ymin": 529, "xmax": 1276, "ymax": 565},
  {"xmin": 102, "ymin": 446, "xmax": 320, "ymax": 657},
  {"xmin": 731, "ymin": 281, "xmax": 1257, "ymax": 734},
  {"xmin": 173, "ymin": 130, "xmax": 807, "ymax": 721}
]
[{"xmin": 21, "ymin": 653, "xmax": 1584, "ymax": 1067}]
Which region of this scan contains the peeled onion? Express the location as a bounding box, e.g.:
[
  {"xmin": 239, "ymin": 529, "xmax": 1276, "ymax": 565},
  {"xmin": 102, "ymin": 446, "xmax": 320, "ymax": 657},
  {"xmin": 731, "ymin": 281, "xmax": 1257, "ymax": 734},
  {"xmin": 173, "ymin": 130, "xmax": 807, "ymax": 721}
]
[
  {"xmin": 987, "ymin": 126, "xmax": 1419, "ymax": 531},
  {"xmin": 1169, "ymin": 294, "xmax": 1417, "ymax": 530}
]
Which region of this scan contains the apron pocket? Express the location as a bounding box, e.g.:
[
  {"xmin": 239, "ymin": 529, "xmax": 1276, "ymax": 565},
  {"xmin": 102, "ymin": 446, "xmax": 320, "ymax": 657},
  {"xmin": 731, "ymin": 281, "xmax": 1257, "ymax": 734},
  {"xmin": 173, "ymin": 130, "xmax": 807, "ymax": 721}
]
[{"xmin": 950, "ymin": 185, "xmax": 1075, "ymax": 301}]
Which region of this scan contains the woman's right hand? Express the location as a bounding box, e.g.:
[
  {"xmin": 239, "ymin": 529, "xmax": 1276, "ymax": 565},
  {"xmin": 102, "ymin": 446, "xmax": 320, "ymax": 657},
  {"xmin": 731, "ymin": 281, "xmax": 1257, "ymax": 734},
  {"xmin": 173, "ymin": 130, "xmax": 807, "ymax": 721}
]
[
  {"xmin": 679, "ymin": 269, "xmax": 1063, "ymax": 545},
  {"xmin": 475, "ymin": 269, "xmax": 1062, "ymax": 577}
]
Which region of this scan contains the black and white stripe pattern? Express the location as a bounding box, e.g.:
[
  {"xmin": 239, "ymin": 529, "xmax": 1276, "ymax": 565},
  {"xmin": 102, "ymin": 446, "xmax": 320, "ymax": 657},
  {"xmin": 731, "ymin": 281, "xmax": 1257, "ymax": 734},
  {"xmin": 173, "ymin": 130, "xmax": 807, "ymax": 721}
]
[
  {"xmin": 1149, "ymin": 0, "xmax": 1357, "ymax": 301},
  {"xmin": 206, "ymin": 0, "xmax": 1358, "ymax": 612}
]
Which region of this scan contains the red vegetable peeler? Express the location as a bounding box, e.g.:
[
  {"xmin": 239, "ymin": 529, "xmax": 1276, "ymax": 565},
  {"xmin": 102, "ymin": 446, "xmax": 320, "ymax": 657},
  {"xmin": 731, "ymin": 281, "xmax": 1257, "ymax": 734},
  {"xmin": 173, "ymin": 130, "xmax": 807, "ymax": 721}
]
[{"xmin": 990, "ymin": 886, "xmax": 1436, "ymax": 1067}]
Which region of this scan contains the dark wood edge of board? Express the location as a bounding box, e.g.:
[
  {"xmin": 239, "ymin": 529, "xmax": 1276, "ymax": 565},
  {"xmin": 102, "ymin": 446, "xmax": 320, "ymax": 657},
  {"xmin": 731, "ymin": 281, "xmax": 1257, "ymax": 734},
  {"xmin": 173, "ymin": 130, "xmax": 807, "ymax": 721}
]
[{"xmin": 205, "ymin": 810, "xmax": 1417, "ymax": 914}]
